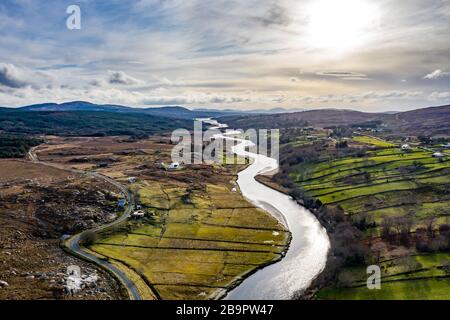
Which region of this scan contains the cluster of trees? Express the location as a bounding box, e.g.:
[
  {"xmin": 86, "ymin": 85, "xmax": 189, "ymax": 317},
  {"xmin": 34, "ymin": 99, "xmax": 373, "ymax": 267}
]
[
  {"xmin": 278, "ymin": 142, "xmax": 326, "ymax": 168},
  {"xmin": 327, "ymin": 126, "xmax": 353, "ymax": 138},
  {"xmin": 279, "ymin": 128, "xmax": 314, "ymax": 144},
  {"xmin": 416, "ymin": 221, "xmax": 450, "ymax": 253},
  {"xmin": 0, "ymin": 134, "xmax": 42, "ymax": 158},
  {"xmin": 381, "ymin": 215, "xmax": 415, "ymax": 246},
  {"xmin": 381, "ymin": 215, "xmax": 450, "ymax": 252},
  {"xmin": 0, "ymin": 110, "xmax": 192, "ymax": 137},
  {"xmin": 350, "ymin": 120, "xmax": 382, "ymax": 129}
]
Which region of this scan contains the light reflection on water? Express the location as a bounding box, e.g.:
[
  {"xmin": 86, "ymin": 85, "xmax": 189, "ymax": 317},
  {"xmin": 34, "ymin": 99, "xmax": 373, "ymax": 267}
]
[{"xmin": 203, "ymin": 119, "xmax": 330, "ymax": 300}]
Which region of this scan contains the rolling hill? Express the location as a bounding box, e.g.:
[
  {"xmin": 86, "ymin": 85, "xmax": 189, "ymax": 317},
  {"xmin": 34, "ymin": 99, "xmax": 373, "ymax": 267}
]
[
  {"xmin": 0, "ymin": 109, "xmax": 193, "ymax": 136},
  {"xmin": 221, "ymin": 105, "xmax": 450, "ymax": 136},
  {"xmin": 18, "ymin": 101, "xmax": 240, "ymax": 119}
]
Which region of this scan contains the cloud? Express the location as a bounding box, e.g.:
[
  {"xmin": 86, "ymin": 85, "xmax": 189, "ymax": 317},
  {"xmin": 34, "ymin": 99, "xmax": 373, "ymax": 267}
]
[
  {"xmin": 108, "ymin": 71, "xmax": 142, "ymax": 85},
  {"xmin": 424, "ymin": 69, "xmax": 450, "ymax": 79},
  {"xmin": 258, "ymin": 3, "xmax": 291, "ymax": 26},
  {"xmin": 316, "ymin": 71, "xmax": 371, "ymax": 81},
  {"xmin": 437, "ymin": 0, "xmax": 450, "ymax": 18},
  {"xmin": 429, "ymin": 91, "xmax": 450, "ymax": 101},
  {"xmin": 88, "ymin": 79, "xmax": 106, "ymax": 87},
  {"xmin": 0, "ymin": 1, "xmax": 449, "ymax": 111},
  {"xmin": 0, "ymin": 63, "xmax": 28, "ymax": 88}
]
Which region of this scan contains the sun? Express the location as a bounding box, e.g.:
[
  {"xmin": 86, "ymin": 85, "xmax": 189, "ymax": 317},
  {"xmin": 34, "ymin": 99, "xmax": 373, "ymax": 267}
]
[{"xmin": 306, "ymin": 0, "xmax": 380, "ymax": 52}]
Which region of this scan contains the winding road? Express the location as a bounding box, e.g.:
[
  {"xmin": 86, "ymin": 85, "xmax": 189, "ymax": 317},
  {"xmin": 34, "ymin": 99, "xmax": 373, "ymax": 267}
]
[{"xmin": 28, "ymin": 147, "xmax": 143, "ymax": 300}]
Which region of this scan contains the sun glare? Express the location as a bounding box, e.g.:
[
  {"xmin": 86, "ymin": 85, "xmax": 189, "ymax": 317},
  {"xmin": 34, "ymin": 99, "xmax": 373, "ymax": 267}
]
[{"xmin": 307, "ymin": 0, "xmax": 380, "ymax": 52}]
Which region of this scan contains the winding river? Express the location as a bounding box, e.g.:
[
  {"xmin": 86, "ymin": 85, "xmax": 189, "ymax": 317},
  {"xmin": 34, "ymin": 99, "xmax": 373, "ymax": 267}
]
[{"xmin": 203, "ymin": 119, "xmax": 330, "ymax": 300}]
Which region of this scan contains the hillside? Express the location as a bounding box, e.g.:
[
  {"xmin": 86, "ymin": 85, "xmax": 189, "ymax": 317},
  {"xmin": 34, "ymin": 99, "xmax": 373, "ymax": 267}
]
[
  {"xmin": 0, "ymin": 135, "xmax": 42, "ymax": 158},
  {"xmin": 0, "ymin": 109, "xmax": 192, "ymax": 136},
  {"xmin": 221, "ymin": 109, "xmax": 382, "ymax": 129},
  {"xmin": 385, "ymin": 105, "xmax": 450, "ymax": 136},
  {"xmin": 18, "ymin": 101, "xmax": 237, "ymax": 119},
  {"xmin": 221, "ymin": 105, "xmax": 450, "ymax": 136},
  {"xmin": 270, "ymin": 123, "xmax": 450, "ymax": 300}
]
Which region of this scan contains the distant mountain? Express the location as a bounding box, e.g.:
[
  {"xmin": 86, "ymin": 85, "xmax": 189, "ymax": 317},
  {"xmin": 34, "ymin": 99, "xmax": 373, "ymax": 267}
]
[
  {"xmin": 21, "ymin": 101, "xmax": 131, "ymax": 112},
  {"xmin": 144, "ymin": 106, "xmax": 221, "ymax": 119},
  {"xmin": 193, "ymin": 107, "xmax": 304, "ymax": 114},
  {"xmin": 384, "ymin": 105, "xmax": 450, "ymax": 135},
  {"xmin": 220, "ymin": 105, "xmax": 450, "ymax": 136},
  {"xmin": 221, "ymin": 109, "xmax": 382, "ymax": 129},
  {"xmin": 18, "ymin": 101, "xmax": 228, "ymax": 119},
  {"xmin": 249, "ymin": 107, "xmax": 306, "ymax": 114},
  {"xmin": 0, "ymin": 108, "xmax": 193, "ymax": 136},
  {"xmin": 18, "ymin": 101, "xmax": 303, "ymax": 118}
]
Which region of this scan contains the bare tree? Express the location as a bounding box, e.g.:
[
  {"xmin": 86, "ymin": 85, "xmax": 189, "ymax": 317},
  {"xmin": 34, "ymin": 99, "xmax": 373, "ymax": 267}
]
[{"xmin": 80, "ymin": 230, "xmax": 97, "ymax": 246}]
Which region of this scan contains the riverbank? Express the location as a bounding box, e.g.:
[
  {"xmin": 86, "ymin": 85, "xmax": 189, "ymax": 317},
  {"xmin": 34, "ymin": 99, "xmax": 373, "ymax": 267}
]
[
  {"xmin": 216, "ymin": 126, "xmax": 329, "ymax": 300},
  {"xmin": 253, "ymin": 173, "xmax": 337, "ymax": 299}
]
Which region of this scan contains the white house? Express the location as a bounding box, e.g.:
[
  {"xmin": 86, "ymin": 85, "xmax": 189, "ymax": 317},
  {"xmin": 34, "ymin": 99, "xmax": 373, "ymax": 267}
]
[
  {"xmin": 128, "ymin": 177, "xmax": 137, "ymax": 184},
  {"xmin": 169, "ymin": 162, "xmax": 180, "ymax": 170},
  {"xmin": 131, "ymin": 210, "xmax": 145, "ymax": 219},
  {"xmin": 432, "ymin": 152, "xmax": 444, "ymax": 158},
  {"xmin": 401, "ymin": 144, "xmax": 411, "ymax": 150}
]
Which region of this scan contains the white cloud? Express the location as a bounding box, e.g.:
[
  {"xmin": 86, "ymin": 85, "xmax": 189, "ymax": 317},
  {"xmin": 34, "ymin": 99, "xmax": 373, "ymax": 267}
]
[
  {"xmin": 424, "ymin": 69, "xmax": 450, "ymax": 79},
  {"xmin": 316, "ymin": 71, "xmax": 371, "ymax": 81},
  {"xmin": 0, "ymin": 1, "xmax": 450, "ymax": 111},
  {"xmin": 429, "ymin": 91, "xmax": 450, "ymax": 101}
]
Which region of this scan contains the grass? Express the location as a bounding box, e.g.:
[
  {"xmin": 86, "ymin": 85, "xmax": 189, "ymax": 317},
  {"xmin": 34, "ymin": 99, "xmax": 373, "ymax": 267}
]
[
  {"xmin": 91, "ymin": 182, "xmax": 289, "ymax": 300},
  {"xmin": 318, "ymin": 253, "xmax": 450, "ymax": 300},
  {"xmin": 289, "ymin": 134, "xmax": 450, "ymax": 300},
  {"xmin": 353, "ymin": 135, "xmax": 396, "ymax": 148},
  {"xmin": 317, "ymin": 278, "xmax": 450, "ymax": 300}
]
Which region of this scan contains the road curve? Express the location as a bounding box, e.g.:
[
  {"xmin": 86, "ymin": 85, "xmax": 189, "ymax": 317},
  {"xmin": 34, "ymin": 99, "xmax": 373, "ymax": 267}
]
[{"xmin": 28, "ymin": 147, "xmax": 143, "ymax": 300}]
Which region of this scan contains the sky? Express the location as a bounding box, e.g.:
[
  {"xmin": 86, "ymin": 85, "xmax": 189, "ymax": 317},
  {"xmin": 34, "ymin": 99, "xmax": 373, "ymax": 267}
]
[{"xmin": 0, "ymin": 0, "xmax": 450, "ymax": 111}]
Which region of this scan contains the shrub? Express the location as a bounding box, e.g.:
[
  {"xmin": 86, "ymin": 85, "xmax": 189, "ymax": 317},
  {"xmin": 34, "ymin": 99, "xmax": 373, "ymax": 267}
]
[{"xmin": 80, "ymin": 231, "xmax": 97, "ymax": 246}]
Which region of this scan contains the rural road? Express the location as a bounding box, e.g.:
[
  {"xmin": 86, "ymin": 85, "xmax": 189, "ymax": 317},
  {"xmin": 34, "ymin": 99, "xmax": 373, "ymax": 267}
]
[{"xmin": 28, "ymin": 147, "xmax": 143, "ymax": 300}]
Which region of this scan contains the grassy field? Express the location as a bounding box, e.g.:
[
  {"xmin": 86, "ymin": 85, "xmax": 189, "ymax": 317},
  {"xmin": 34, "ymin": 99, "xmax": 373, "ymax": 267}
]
[
  {"xmin": 352, "ymin": 135, "xmax": 397, "ymax": 148},
  {"xmin": 30, "ymin": 134, "xmax": 290, "ymax": 300},
  {"xmin": 318, "ymin": 253, "xmax": 450, "ymax": 300},
  {"xmin": 289, "ymin": 134, "xmax": 450, "ymax": 300},
  {"xmin": 90, "ymin": 181, "xmax": 289, "ymax": 300}
]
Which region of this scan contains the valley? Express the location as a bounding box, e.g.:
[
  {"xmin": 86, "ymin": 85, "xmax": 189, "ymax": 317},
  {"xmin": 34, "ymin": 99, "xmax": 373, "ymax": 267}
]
[
  {"xmin": 266, "ymin": 118, "xmax": 450, "ymax": 300},
  {"xmin": 0, "ymin": 103, "xmax": 449, "ymax": 300},
  {"xmin": 0, "ymin": 131, "xmax": 290, "ymax": 300}
]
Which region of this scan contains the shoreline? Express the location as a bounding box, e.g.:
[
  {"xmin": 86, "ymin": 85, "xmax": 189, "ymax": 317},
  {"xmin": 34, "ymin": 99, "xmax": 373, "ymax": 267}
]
[
  {"xmin": 211, "ymin": 163, "xmax": 293, "ymax": 300},
  {"xmin": 253, "ymin": 174, "xmax": 335, "ymax": 300}
]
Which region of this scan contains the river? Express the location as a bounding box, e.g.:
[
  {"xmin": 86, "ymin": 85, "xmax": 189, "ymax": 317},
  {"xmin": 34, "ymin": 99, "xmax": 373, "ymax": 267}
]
[{"xmin": 202, "ymin": 119, "xmax": 330, "ymax": 300}]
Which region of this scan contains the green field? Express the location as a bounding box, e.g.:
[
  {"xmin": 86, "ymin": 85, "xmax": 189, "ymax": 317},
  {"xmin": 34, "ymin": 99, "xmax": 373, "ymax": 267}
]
[
  {"xmin": 353, "ymin": 135, "xmax": 397, "ymax": 148},
  {"xmin": 90, "ymin": 181, "xmax": 289, "ymax": 300},
  {"xmin": 318, "ymin": 253, "xmax": 450, "ymax": 300},
  {"xmin": 290, "ymin": 137, "xmax": 450, "ymax": 300}
]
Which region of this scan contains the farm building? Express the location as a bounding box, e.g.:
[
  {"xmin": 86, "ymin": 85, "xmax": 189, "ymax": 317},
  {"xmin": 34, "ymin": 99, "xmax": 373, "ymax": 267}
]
[
  {"xmin": 169, "ymin": 162, "xmax": 180, "ymax": 170},
  {"xmin": 432, "ymin": 152, "xmax": 444, "ymax": 158},
  {"xmin": 131, "ymin": 210, "xmax": 145, "ymax": 219},
  {"xmin": 128, "ymin": 177, "xmax": 137, "ymax": 184},
  {"xmin": 401, "ymin": 144, "xmax": 411, "ymax": 150}
]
